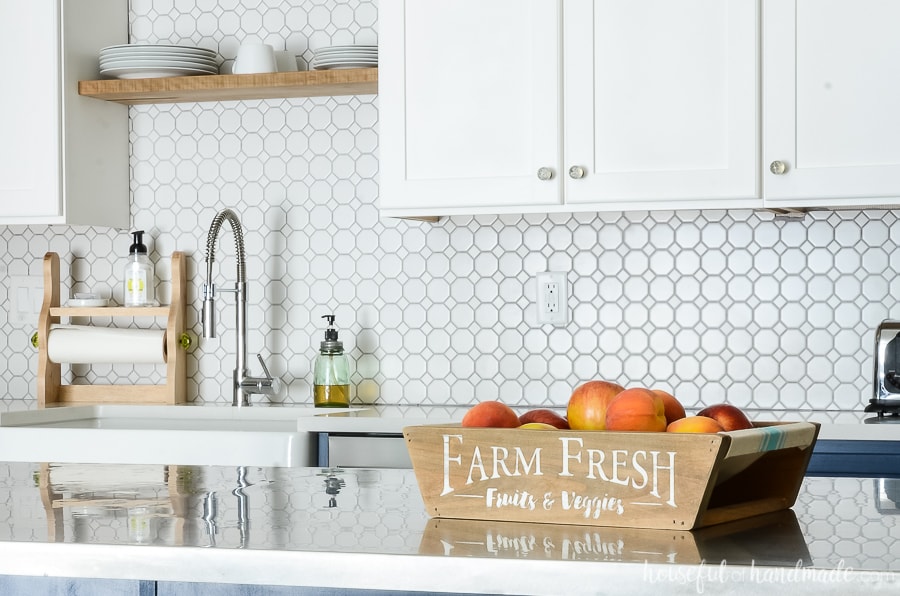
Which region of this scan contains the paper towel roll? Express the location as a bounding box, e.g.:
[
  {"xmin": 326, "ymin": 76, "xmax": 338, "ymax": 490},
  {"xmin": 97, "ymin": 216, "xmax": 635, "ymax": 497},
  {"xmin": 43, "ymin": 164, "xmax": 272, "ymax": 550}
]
[{"xmin": 47, "ymin": 325, "xmax": 167, "ymax": 365}]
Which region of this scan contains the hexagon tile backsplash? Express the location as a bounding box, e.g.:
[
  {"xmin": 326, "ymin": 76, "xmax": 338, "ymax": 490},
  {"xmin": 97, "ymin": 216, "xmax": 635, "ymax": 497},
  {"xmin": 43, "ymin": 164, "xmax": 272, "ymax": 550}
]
[{"xmin": 0, "ymin": 1, "xmax": 898, "ymax": 412}]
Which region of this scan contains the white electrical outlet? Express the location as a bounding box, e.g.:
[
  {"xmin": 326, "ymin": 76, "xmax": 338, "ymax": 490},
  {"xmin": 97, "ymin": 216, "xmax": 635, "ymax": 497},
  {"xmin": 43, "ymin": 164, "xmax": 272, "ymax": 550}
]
[
  {"xmin": 8, "ymin": 275, "xmax": 44, "ymax": 326},
  {"xmin": 536, "ymin": 272, "xmax": 568, "ymax": 326}
]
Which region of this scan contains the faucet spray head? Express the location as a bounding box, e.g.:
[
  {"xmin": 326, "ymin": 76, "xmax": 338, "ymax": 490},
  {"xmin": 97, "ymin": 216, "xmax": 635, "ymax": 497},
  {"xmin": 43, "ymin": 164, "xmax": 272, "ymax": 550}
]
[{"xmin": 201, "ymin": 283, "xmax": 216, "ymax": 339}]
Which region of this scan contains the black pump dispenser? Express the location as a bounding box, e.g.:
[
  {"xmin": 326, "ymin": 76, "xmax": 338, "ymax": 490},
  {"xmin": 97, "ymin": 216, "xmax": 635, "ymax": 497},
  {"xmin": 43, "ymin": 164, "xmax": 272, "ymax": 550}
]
[
  {"xmin": 320, "ymin": 314, "xmax": 343, "ymax": 353},
  {"xmin": 129, "ymin": 231, "xmax": 148, "ymax": 255},
  {"xmin": 123, "ymin": 230, "xmax": 155, "ymax": 306}
]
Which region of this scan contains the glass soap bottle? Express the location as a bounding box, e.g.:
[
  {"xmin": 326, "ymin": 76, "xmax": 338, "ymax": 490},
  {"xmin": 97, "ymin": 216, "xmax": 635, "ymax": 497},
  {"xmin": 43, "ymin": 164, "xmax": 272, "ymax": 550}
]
[
  {"xmin": 123, "ymin": 230, "xmax": 156, "ymax": 307},
  {"xmin": 313, "ymin": 314, "xmax": 351, "ymax": 407}
]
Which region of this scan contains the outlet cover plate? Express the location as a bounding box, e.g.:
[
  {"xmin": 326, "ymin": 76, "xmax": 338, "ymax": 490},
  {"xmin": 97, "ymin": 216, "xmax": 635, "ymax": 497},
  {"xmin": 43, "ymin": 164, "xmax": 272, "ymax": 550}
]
[
  {"xmin": 536, "ymin": 271, "xmax": 568, "ymax": 326},
  {"xmin": 8, "ymin": 275, "xmax": 43, "ymax": 326}
]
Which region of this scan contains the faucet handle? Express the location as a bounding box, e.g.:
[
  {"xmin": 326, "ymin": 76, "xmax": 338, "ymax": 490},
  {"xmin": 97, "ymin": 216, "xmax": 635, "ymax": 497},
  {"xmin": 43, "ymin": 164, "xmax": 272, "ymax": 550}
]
[
  {"xmin": 256, "ymin": 353, "xmax": 273, "ymax": 381},
  {"xmin": 238, "ymin": 354, "xmax": 284, "ymax": 400},
  {"xmin": 250, "ymin": 353, "xmax": 285, "ymax": 399}
]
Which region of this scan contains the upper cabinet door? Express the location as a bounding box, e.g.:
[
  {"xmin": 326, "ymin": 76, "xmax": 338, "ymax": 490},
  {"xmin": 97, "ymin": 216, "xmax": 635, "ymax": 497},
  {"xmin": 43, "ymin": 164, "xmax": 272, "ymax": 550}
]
[
  {"xmin": 0, "ymin": 0, "xmax": 128, "ymax": 227},
  {"xmin": 564, "ymin": 0, "xmax": 761, "ymax": 209},
  {"xmin": 379, "ymin": 0, "xmax": 562, "ymax": 214},
  {"xmin": 764, "ymin": 0, "xmax": 900, "ymax": 206},
  {"xmin": 0, "ymin": 3, "xmax": 61, "ymax": 219}
]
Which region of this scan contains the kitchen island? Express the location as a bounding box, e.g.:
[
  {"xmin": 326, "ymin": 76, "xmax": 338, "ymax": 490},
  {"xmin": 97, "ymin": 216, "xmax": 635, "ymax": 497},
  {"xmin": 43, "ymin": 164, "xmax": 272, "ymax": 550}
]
[{"xmin": 0, "ymin": 461, "xmax": 898, "ymax": 595}]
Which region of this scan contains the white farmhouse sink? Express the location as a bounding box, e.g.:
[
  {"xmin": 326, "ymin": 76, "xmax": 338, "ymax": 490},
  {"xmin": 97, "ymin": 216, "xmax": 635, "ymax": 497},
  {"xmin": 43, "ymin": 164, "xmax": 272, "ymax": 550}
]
[{"xmin": 0, "ymin": 405, "xmax": 368, "ymax": 467}]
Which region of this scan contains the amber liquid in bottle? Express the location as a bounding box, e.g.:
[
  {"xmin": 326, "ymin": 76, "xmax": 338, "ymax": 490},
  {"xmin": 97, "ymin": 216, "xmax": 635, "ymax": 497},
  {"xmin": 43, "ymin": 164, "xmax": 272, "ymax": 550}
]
[
  {"xmin": 314, "ymin": 315, "xmax": 351, "ymax": 408},
  {"xmin": 314, "ymin": 384, "xmax": 351, "ymax": 407}
]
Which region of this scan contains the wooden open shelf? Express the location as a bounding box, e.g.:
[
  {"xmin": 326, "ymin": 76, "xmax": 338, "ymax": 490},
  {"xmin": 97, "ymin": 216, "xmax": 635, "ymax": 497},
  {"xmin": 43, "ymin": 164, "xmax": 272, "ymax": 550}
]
[
  {"xmin": 78, "ymin": 68, "xmax": 378, "ymax": 105},
  {"xmin": 51, "ymin": 306, "xmax": 169, "ymax": 317}
]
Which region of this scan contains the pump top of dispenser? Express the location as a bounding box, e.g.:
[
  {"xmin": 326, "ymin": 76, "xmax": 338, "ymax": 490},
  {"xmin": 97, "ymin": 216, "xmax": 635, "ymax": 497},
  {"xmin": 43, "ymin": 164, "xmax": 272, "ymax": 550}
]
[
  {"xmin": 129, "ymin": 231, "xmax": 148, "ymax": 255},
  {"xmin": 320, "ymin": 314, "xmax": 344, "ymax": 353}
]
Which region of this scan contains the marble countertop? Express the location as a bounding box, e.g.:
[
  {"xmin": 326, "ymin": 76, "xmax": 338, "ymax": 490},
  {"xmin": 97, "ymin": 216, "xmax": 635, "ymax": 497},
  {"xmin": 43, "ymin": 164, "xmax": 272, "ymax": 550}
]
[{"xmin": 0, "ymin": 461, "xmax": 899, "ymax": 594}]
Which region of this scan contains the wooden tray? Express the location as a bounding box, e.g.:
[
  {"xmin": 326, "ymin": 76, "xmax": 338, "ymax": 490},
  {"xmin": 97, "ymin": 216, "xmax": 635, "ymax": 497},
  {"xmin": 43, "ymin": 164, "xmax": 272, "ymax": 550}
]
[{"xmin": 404, "ymin": 421, "xmax": 819, "ymax": 530}]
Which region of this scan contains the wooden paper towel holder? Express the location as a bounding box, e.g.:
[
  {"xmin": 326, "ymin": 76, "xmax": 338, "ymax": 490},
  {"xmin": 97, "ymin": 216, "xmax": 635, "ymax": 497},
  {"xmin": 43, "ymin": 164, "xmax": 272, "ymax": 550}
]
[{"xmin": 36, "ymin": 251, "xmax": 187, "ymax": 407}]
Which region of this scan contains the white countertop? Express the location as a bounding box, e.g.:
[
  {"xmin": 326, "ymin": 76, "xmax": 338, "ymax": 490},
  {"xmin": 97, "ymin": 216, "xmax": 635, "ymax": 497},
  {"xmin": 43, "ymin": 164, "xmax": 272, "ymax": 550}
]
[
  {"xmin": 0, "ymin": 462, "xmax": 898, "ymax": 595},
  {"xmin": 301, "ymin": 404, "xmax": 900, "ymax": 441},
  {"xmin": 297, "ymin": 403, "xmax": 465, "ymax": 432},
  {"xmin": 4, "ymin": 399, "xmax": 900, "ymax": 441}
]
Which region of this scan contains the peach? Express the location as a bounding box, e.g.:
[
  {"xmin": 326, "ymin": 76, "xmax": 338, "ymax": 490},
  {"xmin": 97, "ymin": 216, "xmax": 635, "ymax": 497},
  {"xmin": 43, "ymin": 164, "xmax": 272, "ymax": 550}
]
[
  {"xmin": 518, "ymin": 422, "xmax": 558, "ymax": 430},
  {"xmin": 566, "ymin": 380, "xmax": 626, "ymax": 431},
  {"xmin": 518, "ymin": 408, "xmax": 569, "ymax": 429},
  {"xmin": 604, "ymin": 388, "xmax": 667, "ymax": 432},
  {"xmin": 461, "ymin": 400, "xmax": 520, "ymax": 428},
  {"xmin": 697, "ymin": 403, "xmax": 753, "ymax": 431},
  {"xmin": 666, "ymin": 415, "xmax": 725, "ymax": 433},
  {"xmin": 651, "ymin": 389, "xmax": 686, "ymax": 425}
]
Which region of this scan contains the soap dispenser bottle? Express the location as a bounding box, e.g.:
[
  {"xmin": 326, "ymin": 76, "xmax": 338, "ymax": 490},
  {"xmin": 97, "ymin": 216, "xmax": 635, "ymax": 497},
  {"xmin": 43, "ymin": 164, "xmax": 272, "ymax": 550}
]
[
  {"xmin": 123, "ymin": 230, "xmax": 156, "ymax": 307},
  {"xmin": 313, "ymin": 314, "xmax": 351, "ymax": 407}
]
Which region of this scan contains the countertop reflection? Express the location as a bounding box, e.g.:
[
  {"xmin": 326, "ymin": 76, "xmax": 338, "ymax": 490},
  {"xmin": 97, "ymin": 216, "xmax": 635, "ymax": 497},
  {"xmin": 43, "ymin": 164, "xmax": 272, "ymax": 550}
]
[
  {"xmin": 2, "ymin": 462, "xmax": 900, "ymax": 594},
  {"xmin": 23, "ymin": 463, "xmax": 427, "ymax": 552},
  {"xmin": 1, "ymin": 462, "xmax": 896, "ymax": 563}
]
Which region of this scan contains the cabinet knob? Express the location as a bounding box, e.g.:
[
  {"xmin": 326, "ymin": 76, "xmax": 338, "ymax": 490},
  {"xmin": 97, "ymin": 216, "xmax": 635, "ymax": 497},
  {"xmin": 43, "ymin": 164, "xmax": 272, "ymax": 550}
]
[
  {"xmin": 537, "ymin": 167, "xmax": 554, "ymax": 181},
  {"xmin": 568, "ymin": 165, "xmax": 586, "ymax": 179},
  {"xmin": 770, "ymin": 160, "xmax": 787, "ymax": 175}
]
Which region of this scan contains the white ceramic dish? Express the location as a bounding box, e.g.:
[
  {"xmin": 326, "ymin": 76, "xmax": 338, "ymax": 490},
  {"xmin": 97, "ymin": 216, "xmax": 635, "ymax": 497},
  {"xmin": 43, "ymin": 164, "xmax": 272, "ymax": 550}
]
[
  {"xmin": 66, "ymin": 298, "xmax": 109, "ymax": 307},
  {"xmin": 315, "ymin": 49, "xmax": 378, "ymax": 55},
  {"xmin": 313, "ymin": 55, "xmax": 377, "ymax": 62},
  {"xmin": 313, "ymin": 52, "xmax": 377, "ymax": 60},
  {"xmin": 313, "ymin": 61, "xmax": 378, "ymax": 70},
  {"xmin": 101, "ymin": 66, "xmax": 217, "ymax": 79},
  {"xmin": 100, "ymin": 54, "xmax": 218, "ymax": 66},
  {"xmin": 312, "ymin": 52, "xmax": 378, "ymax": 64},
  {"xmin": 100, "ymin": 44, "xmax": 216, "ymax": 57},
  {"xmin": 100, "ymin": 58, "xmax": 218, "ymax": 70},
  {"xmin": 313, "ymin": 56, "xmax": 378, "ymax": 62},
  {"xmin": 315, "ymin": 45, "xmax": 377, "ymax": 51}
]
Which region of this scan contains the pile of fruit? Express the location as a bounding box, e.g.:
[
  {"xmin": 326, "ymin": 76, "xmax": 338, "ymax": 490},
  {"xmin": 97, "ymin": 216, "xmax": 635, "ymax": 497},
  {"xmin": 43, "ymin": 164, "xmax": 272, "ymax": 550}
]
[{"xmin": 461, "ymin": 380, "xmax": 754, "ymax": 433}]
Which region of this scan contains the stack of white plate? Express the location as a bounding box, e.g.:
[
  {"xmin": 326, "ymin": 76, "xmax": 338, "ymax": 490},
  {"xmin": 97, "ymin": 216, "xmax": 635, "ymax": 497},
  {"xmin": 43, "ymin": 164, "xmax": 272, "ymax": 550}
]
[
  {"xmin": 311, "ymin": 45, "xmax": 378, "ymax": 70},
  {"xmin": 99, "ymin": 44, "xmax": 219, "ymax": 79}
]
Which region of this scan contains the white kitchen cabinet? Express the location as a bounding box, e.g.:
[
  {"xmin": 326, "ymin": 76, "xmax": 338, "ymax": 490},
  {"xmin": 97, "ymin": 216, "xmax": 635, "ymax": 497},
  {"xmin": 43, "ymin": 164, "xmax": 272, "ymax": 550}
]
[
  {"xmin": 564, "ymin": 0, "xmax": 759, "ymax": 209},
  {"xmin": 379, "ymin": 0, "xmax": 562, "ymax": 214},
  {"xmin": 764, "ymin": 0, "xmax": 900, "ymax": 207},
  {"xmin": 0, "ymin": 1, "xmax": 128, "ymax": 227},
  {"xmin": 379, "ymin": 0, "xmax": 761, "ymax": 218}
]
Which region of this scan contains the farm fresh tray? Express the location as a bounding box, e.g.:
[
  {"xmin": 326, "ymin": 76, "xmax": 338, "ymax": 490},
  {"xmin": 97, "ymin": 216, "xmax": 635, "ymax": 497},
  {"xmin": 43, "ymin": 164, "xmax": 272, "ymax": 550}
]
[{"xmin": 403, "ymin": 421, "xmax": 819, "ymax": 530}]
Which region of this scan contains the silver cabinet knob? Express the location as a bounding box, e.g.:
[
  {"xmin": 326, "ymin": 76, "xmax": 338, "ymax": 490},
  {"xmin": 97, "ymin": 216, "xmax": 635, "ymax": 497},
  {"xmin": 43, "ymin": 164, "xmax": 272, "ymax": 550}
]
[
  {"xmin": 568, "ymin": 165, "xmax": 586, "ymax": 179},
  {"xmin": 770, "ymin": 160, "xmax": 787, "ymax": 175},
  {"xmin": 537, "ymin": 167, "xmax": 554, "ymax": 181}
]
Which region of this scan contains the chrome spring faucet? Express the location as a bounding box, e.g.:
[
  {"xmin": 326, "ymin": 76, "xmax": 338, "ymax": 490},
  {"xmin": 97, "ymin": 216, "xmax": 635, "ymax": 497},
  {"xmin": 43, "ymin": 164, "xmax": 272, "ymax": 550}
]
[{"xmin": 201, "ymin": 208, "xmax": 279, "ymax": 406}]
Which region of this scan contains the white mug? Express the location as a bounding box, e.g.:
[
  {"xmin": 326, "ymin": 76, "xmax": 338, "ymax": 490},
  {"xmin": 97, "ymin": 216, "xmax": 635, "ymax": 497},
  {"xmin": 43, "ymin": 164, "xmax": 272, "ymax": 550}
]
[
  {"xmin": 274, "ymin": 50, "xmax": 298, "ymax": 72},
  {"xmin": 233, "ymin": 43, "xmax": 276, "ymax": 74}
]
